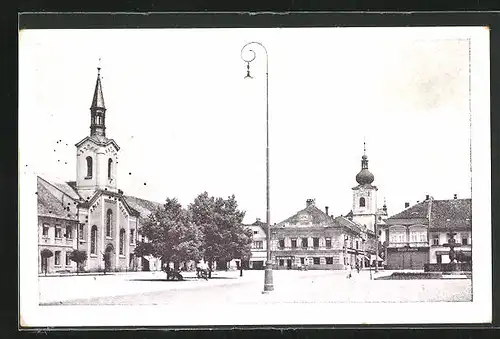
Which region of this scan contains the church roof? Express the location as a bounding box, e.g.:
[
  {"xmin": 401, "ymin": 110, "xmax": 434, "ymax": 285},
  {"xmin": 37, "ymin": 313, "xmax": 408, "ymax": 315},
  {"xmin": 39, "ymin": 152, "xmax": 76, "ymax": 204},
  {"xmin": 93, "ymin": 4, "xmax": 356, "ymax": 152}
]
[
  {"xmin": 75, "ymin": 135, "xmax": 120, "ymax": 151},
  {"xmin": 91, "ymin": 68, "xmax": 105, "ymax": 109},
  {"xmin": 37, "ymin": 180, "xmax": 78, "ymax": 221},
  {"xmin": 124, "ymin": 195, "xmax": 162, "ymax": 220}
]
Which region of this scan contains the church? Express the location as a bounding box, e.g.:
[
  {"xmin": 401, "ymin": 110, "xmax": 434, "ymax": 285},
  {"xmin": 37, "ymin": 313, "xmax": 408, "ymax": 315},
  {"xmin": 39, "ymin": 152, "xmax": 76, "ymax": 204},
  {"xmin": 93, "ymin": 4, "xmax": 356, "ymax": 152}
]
[{"xmin": 37, "ymin": 67, "xmax": 162, "ymax": 274}]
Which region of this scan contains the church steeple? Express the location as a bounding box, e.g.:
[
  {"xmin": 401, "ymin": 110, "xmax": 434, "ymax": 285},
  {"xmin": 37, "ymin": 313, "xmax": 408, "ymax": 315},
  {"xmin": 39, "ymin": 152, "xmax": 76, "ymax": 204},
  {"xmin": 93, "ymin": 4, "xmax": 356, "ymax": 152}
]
[
  {"xmin": 90, "ymin": 64, "xmax": 106, "ymax": 138},
  {"xmin": 356, "ymin": 140, "xmax": 374, "ymax": 185}
]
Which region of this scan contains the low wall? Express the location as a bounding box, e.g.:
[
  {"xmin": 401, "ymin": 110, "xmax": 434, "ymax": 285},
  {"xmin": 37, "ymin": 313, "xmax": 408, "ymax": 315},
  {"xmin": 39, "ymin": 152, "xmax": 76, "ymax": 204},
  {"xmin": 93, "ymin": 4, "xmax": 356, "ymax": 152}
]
[{"xmin": 424, "ymin": 262, "xmax": 472, "ymax": 272}]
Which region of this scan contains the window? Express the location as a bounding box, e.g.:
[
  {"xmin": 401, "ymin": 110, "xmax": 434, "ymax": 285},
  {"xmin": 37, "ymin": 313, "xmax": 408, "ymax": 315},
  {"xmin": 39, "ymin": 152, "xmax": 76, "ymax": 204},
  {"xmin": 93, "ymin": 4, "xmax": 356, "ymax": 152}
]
[
  {"xmin": 325, "ymin": 238, "xmax": 332, "ymax": 248},
  {"xmin": 325, "ymin": 257, "xmax": 333, "ymax": 265},
  {"xmin": 86, "ymin": 156, "xmax": 93, "ymax": 178},
  {"xmin": 359, "ymin": 197, "xmax": 366, "ymax": 207},
  {"xmin": 419, "ymin": 233, "xmax": 427, "ymax": 242},
  {"xmin": 91, "ymin": 225, "xmax": 97, "ymax": 254},
  {"xmin": 279, "ymin": 239, "xmax": 285, "ymax": 249},
  {"xmin": 313, "ymin": 238, "xmax": 319, "ymax": 248},
  {"xmin": 253, "ymin": 230, "xmax": 258, "ymax": 235},
  {"xmin": 55, "ymin": 225, "xmax": 62, "ymax": 238},
  {"xmin": 254, "ymin": 241, "xmax": 263, "ymax": 249},
  {"xmin": 432, "ymin": 234, "xmax": 439, "ymax": 246},
  {"xmin": 66, "ymin": 226, "xmax": 72, "ymax": 239},
  {"xmin": 356, "ymin": 241, "xmax": 359, "ymax": 250},
  {"xmin": 79, "ymin": 224, "xmax": 84, "ymax": 240},
  {"xmin": 130, "ymin": 229, "xmax": 135, "ymax": 244},
  {"xmin": 106, "ymin": 209, "xmax": 113, "ymax": 237},
  {"xmin": 54, "ymin": 251, "xmax": 61, "ymax": 266},
  {"xmin": 302, "ymin": 238, "xmax": 308, "ymax": 248},
  {"xmin": 279, "ymin": 259, "xmax": 284, "ymax": 266},
  {"xmin": 300, "ymin": 257, "xmax": 305, "ymax": 265},
  {"xmin": 65, "ymin": 251, "xmax": 71, "ymax": 265},
  {"xmin": 313, "ymin": 257, "xmax": 320, "ymax": 265},
  {"xmin": 42, "ymin": 224, "xmax": 49, "ymax": 237},
  {"xmin": 462, "ymin": 234, "xmax": 468, "ymax": 245},
  {"xmin": 108, "ymin": 158, "xmax": 113, "ymax": 179},
  {"xmin": 291, "ymin": 239, "xmax": 297, "ymax": 248},
  {"xmin": 119, "ymin": 229, "xmax": 126, "ymax": 255}
]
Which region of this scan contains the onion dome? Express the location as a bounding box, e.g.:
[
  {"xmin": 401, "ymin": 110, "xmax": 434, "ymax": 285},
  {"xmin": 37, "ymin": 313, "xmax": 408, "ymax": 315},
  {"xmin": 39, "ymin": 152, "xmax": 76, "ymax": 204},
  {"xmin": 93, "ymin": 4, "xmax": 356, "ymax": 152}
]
[
  {"xmin": 356, "ymin": 141, "xmax": 374, "ymax": 185},
  {"xmin": 356, "ymin": 168, "xmax": 374, "ymax": 185}
]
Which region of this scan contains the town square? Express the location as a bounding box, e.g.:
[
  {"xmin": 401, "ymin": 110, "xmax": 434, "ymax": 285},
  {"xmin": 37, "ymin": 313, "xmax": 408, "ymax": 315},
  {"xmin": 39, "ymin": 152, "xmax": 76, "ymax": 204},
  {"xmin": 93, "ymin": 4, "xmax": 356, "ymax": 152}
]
[{"xmin": 18, "ymin": 25, "xmax": 491, "ymax": 326}]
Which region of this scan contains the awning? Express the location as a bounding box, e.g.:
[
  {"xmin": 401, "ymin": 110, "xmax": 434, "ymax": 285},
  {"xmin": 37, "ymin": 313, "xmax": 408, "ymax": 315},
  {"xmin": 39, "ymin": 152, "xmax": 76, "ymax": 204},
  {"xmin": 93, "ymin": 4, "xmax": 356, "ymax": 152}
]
[{"xmin": 370, "ymin": 255, "xmax": 383, "ymax": 262}]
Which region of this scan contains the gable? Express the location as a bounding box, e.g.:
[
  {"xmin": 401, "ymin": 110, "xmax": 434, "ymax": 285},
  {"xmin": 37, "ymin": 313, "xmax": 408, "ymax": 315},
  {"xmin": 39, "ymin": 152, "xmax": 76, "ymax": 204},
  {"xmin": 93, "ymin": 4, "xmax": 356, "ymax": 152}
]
[
  {"xmin": 75, "ymin": 136, "xmax": 120, "ymax": 152},
  {"xmin": 278, "ymin": 205, "xmax": 333, "ymax": 227}
]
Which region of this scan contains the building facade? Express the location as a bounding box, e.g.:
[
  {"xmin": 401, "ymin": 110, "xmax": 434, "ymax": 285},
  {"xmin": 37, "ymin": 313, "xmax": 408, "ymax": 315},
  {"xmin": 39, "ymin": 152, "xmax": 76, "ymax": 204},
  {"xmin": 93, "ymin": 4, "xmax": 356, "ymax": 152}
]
[
  {"xmin": 37, "ymin": 67, "xmax": 161, "ymax": 274},
  {"xmin": 269, "ymin": 199, "xmax": 373, "ymax": 270},
  {"xmin": 384, "ymin": 195, "xmax": 472, "ymax": 270},
  {"xmin": 243, "ymin": 219, "xmax": 268, "ymax": 269}
]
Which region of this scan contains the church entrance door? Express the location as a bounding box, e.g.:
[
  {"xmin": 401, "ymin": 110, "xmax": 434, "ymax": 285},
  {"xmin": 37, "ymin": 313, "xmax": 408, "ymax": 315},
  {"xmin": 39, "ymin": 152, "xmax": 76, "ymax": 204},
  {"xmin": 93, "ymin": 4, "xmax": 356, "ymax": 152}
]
[{"xmin": 104, "ymin": 244, "xmax": 115, "ymax": 272}]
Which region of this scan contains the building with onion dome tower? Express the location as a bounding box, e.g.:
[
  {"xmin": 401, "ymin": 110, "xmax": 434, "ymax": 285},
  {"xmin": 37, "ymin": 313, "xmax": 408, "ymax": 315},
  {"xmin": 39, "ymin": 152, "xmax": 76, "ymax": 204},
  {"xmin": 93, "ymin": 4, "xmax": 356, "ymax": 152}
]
[{"xmin": 350, "ymin": 142, "xmax": 387, "ymax": 234}]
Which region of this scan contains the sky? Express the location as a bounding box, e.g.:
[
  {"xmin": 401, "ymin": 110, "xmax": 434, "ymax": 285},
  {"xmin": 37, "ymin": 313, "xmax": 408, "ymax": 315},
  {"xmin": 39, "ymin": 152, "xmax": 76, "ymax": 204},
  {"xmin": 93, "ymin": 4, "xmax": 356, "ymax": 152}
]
[{"xmin": 19, "ymin": 27, "xmax": 480, "ymax": 224}]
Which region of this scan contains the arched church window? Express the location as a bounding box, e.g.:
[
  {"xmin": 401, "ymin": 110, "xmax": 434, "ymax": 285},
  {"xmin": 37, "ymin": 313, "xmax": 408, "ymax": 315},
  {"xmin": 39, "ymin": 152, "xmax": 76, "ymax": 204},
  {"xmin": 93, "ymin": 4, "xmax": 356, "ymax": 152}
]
[
  {"xmin": 106, "ymin": 209, "xmax": 112, "ymax": 237},
  {"xmin": 86, "ymin": 156, "xmax": 93, "ymax": 178},
  {"xmin": 91, "ymin": 225, "xmax": 97, "ymax": 254},
  {"xmin": 108, "ymin": 158, "xmax": 113, "ymax": 179},
  {"xmin": 359, "ymin": 197, "xmax": 366, "ymax": 207},
  {"xmin": 119, "ymin": 229, "xmax": 125, "ymax": 255}
]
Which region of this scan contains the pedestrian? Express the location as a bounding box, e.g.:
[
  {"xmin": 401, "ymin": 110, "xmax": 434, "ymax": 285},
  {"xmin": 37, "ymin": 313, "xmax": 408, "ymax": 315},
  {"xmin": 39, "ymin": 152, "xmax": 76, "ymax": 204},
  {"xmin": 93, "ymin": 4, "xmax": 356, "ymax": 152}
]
[
  {"xmin": 346, "ymin": 263, "xmax": 352, "ymax": 279},
  {"xmin": 356, "ymin": 261, "xmax": 360, "ymax": 274}
]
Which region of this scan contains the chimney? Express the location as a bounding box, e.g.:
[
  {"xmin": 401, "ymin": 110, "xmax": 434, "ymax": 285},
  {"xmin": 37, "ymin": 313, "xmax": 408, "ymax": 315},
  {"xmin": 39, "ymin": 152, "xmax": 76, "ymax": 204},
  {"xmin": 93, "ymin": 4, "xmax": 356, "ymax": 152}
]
[
  {"xmin": 306, "ymin": 199, "xmax": 315, "ymax": 207},
  {"xmin": 454, "ymin": 194, "xmax": 458, "ymax": 200},
  {"xmin": 256, "ymin": 218, "xmax": 261, "ymax": 222},
  {"xmin": 425, "ymin": 194, "xmax": 430, "ymax": 200},
  {"xmin": 325, "ymin": 206, "xmax": 329, "ymax": 215},
  {"xmin": 404, "ymin": 202, "xmax": 410, "ymax": 208}
]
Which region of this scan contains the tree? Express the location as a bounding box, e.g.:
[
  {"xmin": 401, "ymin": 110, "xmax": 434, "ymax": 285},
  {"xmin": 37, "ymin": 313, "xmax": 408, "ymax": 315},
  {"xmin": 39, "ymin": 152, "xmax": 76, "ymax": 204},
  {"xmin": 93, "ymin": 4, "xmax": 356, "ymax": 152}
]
[
  {"xmin": 233, "ymin": 227, "xmax": 253, "ymax": 277},
  {"xmin": 136, "ymin": 197, "xmax": 204, "ymax": 278},
  {"xmin": 69, "ymin": 250, "xmax": 87, "ymax": 275},
  {"xmin": 189, "ymin": 192, "xmax": 248, "ymax": 278},
  {"xmin": 40, "ymin": 249, "xmax": 53, "ymax": 276}
]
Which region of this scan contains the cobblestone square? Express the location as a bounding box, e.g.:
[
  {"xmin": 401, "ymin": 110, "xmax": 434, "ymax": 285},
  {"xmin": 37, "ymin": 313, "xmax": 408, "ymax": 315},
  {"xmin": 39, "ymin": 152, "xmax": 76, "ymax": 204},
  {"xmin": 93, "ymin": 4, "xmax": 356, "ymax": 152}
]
[{"xmin": 39, "ymin": 269, "xmax": 472, "ymax": 306}]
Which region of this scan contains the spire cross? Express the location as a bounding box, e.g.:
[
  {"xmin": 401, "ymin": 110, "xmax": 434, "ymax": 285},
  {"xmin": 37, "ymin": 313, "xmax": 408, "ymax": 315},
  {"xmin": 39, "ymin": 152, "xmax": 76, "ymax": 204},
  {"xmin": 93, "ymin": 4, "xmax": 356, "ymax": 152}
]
[
  {"xmin": 363, "ymin": 137, "xmax": 366, "ymax": 155},
  {"xmin": 97, "ymin": 57, "xmax": 102, "ymax": 74}
]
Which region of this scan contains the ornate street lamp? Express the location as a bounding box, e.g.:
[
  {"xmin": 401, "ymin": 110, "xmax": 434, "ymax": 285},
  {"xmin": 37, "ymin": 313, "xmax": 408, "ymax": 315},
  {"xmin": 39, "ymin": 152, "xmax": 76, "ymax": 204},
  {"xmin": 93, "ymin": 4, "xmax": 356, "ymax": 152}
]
[{"xmin": 241, "ymin": 41, "xmax": 273, "ymax": 293}]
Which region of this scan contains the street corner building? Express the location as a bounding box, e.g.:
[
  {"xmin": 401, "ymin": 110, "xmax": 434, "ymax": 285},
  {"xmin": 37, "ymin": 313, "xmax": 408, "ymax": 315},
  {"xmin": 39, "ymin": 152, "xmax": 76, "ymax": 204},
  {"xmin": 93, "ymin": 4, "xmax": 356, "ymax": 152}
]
[
  {"xmin": 382, "ymin": 195, "xmax": 472, "ymax": 270},
  {"xmin": 267, "ymin": 148, "xmax": 388, "ymax": 270},
  {"xmin": 242, "ymin": 218, "xmax": 268, "ymax": 270},
  {"xmin": 37, "ymin": 67, "xmax": 162, "ymax": 275}
]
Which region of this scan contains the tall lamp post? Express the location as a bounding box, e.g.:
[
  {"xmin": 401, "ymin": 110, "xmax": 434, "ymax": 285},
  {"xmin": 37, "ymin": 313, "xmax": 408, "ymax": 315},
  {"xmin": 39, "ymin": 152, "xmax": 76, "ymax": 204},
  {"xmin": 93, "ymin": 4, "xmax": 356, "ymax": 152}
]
[
  {"xmin": 241, "ymin": 41, "xmax": 273, "ymax": 293},
  {"xmin": 374, "ymin": 214, "xmax": 379, "ymax": 273}
]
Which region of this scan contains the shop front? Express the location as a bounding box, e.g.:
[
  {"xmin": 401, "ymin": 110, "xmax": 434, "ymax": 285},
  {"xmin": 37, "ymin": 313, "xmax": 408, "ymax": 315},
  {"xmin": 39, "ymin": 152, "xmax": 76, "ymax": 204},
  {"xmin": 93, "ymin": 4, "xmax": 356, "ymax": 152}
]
[{"xmin": 386, "ymin": 246, "xmax": 429, "ymax": 270}]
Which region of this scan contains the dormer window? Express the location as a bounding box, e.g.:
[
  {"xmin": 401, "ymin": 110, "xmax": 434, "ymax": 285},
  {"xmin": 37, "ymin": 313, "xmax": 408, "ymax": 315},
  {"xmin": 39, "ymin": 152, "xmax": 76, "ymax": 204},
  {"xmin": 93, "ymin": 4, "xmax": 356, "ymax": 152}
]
[{"xmin": 86, "ymin": 156, "xmax": 93, "ymax": 179}]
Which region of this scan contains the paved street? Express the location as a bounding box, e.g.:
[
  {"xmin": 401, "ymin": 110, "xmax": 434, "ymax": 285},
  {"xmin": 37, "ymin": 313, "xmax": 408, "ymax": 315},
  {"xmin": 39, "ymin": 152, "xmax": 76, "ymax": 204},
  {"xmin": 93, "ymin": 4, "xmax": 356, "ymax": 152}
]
[{"xmin": 39, "ymin": 269, "xmax": 472, "ymax": 305}]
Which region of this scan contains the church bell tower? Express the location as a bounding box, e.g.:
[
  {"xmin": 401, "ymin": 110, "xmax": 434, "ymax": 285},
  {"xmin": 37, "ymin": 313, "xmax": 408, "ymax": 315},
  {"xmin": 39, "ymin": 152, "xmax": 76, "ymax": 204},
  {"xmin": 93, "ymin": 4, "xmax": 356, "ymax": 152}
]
[
  {"xmin": 351, "ymin": 141, "xmax": 378, "ymax": 232},
  {"xmin": 75, "ymin": 65, "xmax": 120, "ymax": 200}
]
